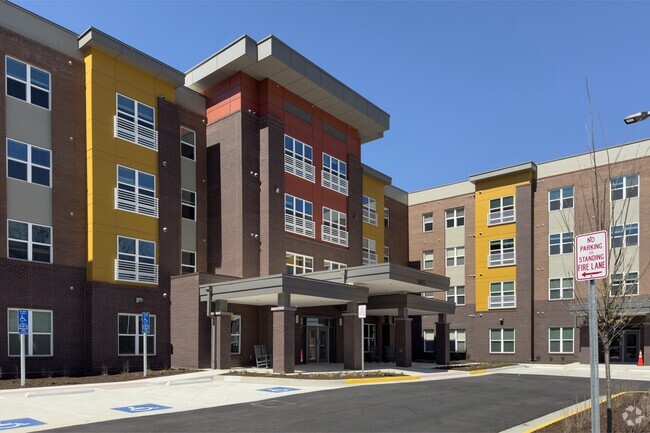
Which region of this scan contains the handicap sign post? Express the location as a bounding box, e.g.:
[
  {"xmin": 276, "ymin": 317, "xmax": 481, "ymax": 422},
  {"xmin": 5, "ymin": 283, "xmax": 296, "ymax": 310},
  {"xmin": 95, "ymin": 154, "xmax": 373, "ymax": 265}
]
[
  {"xmin": 142, "ymin": 312, "xmax": 150, "ymax": 378},
  {"xmin": 17, "ymin": 310, "xmax": 28, "ymax": 387}
]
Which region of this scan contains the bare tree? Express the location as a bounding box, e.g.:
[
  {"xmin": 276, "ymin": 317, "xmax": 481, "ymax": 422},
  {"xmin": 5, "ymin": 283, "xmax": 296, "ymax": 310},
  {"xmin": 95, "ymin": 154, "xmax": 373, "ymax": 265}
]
[{"xmin": 568, "ymin": 84, "xmax": 650, "ymax": 432}]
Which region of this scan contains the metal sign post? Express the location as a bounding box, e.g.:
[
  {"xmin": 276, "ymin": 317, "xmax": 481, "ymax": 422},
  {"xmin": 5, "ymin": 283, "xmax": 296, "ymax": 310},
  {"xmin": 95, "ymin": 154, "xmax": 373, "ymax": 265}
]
[
  {"xmin": 18, "ymin": 310, "xmax": 28, "ymax": 387},
  {"xmin": 575, "ymin": 231, "xmax": 608, "ymax": 433},
  {"xmin": 359, "ymin": 304, "xmax": 367, "ymax": 377},
  {"xmin": 142, "ymin": 312, "xmax": 150, "ymax": 378}
]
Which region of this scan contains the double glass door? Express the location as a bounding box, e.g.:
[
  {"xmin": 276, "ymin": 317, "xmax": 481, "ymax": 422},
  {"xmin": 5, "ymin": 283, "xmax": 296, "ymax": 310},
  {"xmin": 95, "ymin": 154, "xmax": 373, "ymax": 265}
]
[
  {"xmin": 307, "ymin": 326, "xmax": 329, "ymax": 363},
  {"xmin": 610, "ymin": 330, "xmax": 640, "ymax": 363}
]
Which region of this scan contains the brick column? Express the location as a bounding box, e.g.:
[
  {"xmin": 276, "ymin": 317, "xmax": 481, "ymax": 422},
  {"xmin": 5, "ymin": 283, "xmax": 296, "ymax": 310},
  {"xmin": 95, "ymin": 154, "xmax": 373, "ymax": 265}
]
[
  {"xmin": 272, "ymin": 307, "xmax": 296, "ymax": 373},
  {"xmin": 435, "ymin": 314, "xmax": 450, "ymax": 366},
  {"xmin": 343, "ymin": 313, "xmax": 362, "ymax": 369},
  {"xmin": 643, "ymin": 318, "xmax": 650, "ymax": 364},
  {"xmin": 395, "ymin": 318, "xmax": 412, "ymax": 367},
  {"xmin": 214, "ymin": 312, "xmax": 232, "ymax": 370}
]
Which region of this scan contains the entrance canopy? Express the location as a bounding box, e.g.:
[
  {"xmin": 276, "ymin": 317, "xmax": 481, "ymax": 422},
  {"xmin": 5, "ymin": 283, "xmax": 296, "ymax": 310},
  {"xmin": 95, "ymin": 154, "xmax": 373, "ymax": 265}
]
[{"xmin": 199, "ymin": 263, "xmax": 453, "ymax": 316}]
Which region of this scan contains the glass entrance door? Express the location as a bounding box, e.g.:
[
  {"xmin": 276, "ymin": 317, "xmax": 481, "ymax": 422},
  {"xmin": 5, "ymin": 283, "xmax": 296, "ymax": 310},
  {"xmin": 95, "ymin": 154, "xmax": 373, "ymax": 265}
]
[
  {"xmin": 623, "ymin": 330, "xmax": 640, "ymax": 363},
  {"xmin": 306, "ymin": 326, "xmax": 329, "ymax": 363}
]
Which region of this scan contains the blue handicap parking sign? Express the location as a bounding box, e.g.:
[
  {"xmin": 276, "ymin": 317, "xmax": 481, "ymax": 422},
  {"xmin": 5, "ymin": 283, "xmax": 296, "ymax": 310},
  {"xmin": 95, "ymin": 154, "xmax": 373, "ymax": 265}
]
[
  {"xmin": 0, "ymin": 418, "xmax": 45, "ymax": 430},
  {"xmin": 258, "ymin": 387, "xmax": 300, "ymax": 393},
  {"xmin": 112, "ymin": 404, "xmax": 171, "ymax": 414},
  {"xmin": 142, "ymin": 312, "xmax": 150, "ymax": 335},
  {"xmin": 17, "ymin": 310, "xmax": 28, "ymax": 335}
]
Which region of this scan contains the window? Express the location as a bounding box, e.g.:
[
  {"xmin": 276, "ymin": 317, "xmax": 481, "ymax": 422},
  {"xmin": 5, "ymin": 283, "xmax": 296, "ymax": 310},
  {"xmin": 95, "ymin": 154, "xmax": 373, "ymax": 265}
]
[
  {"xmin": 181, "ymin": 250, "xmax": 196, "ymax": 274},
  {"xmin": 116, "ymin": 236, "xmax": 158, "ymax": 284},
  {"xmin": 446, "ymin": 246, "xmax": 465, "ymax": 267},
  {"xmin": 489, "ymin": 281, "xmax": 516, "ymax": 309},
  {"xmin": 324, "ymin": 260, "xmax": 347, "ymax": 270},
  {"xmin": 284, "ymin": 135, "xmax": 315, "ymax": 182},
  {"xmin": 611, "ymin": 175, "xmax": 639, "ymax": 201},
  {"xmin": 384, "ymin": 208, "xmax": 390, "ymax": 228},
  {"xmin": 549, "ymin": 186, "xmax": 574, "ymax": 211},
  {"xmin": 422, "ymin": 250, "xmax": 434, "ymax": 270},
  {"xmin": 322, "ymin": 207, "xmax": 348, "ymax": 246},
  {"xmin": 549, "ymin": 327, "xmax": 574, "ymax": 354},
  {"xmin": 7, "ymin": 139, "xmax": 51, "ymax": 187},
  {"xmin": 286, "ymin": 252, "xmax": 314, "ymax": 275},
  {"xmin": 611, "ymin": 223, "xmax": 638, "ymax": 248},
  {"xmin": 6, "ymin": 57, "xmax": 50, "ymax": 109},
  {"xmin": 363, "ymin": 238, "xmax": 377, "ymax": 265},
  {"xmin": 363, "ymin": 323, "xmax": 376, "ymax": 353},
  {"xmin": 446, "ymin": 286, "xmax": 466, "ymax": 306},
  {"xmin": 611, "ymin": 272, "xmax": 639, "ymax": 296},
  {"xmin": 182, "ymin": 189, "xmax": 196, "ymax": 221},
  {"xmin": 118, "ymin": 313, "xmax": 156, "ymax": 356},
  {"xmin": 549, "ymin": 232, "xmax": 573, "ymax": 255},
  {"xmin": 384, "ymin": 246, "xmax": 390, "ymax": 263},
  {"xmin": 450, "ymin": 329, "xmax": 466, "ymax": 353},
  {"xmin": 488, "ymin": 196, "xmax": 515, "ymax": 225},
  {"xmin": 180, "ymin": 127, "xmax": 196, "ymax": 160},
  {"xmin": 423, "ymin": 329, "xmax": 435, "ymax": 353},
  {"xmin": 445, "ymin": 208, "xmax": 465, "ymax": 228},
  {"xmin": 115, "ymin": 94, "xmax": 157, "ymax": 150},
  {"xmin": 489, "ymin": 238, "xmax": 515, "ymax": 266},
  {"xmin": 285, "ymin": 194, "xmax": 315, "ymax": 238},
  {"xmin": 322, "ymin": 153, "xmax": 348, "ymax": 195},
  {"xmin": 421, "ymin": 292, "xmax": 434, "ymax": 299},
  {"xmin": 362, "ymin": 196, "xmax": 378, "ymax": 225},
  {"xmin": 231, "ymin": 315, "xmax": 241, "ymax": 354},
  {"xmin": 8, "ymin": 309, "xmax": 52, "ymax": 356},
  {"xmin": 8, "ymin": 220, "xmax": 52, "ymax": 263},
  {"xmin": 422, "ymin": 212, "xmax": 433, "ymax": 232},
  {"xmin": 549, "ymin": 277, "xmax": 574, "ymax": 300},
  {"xmin": 490, "ymin": 328, "xmax": 515, "ymax": 353},
  {"xmin": 116, "ymin": 165, "xmax": 157, "ymax": 217}
]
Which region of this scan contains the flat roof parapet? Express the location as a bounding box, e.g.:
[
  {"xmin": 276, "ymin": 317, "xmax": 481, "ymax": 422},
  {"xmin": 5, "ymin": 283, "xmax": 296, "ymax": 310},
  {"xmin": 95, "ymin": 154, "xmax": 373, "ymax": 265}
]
[{"xmin": 186, "ymin": 35, "xmax": 390, "ymax": 144}]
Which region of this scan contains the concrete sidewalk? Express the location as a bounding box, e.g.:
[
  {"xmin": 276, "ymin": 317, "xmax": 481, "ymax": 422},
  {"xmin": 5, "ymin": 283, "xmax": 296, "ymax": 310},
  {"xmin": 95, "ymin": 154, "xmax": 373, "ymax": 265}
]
[{"xmin": 0, "ymin": 363, "xmax": 468, "ymax": 432}]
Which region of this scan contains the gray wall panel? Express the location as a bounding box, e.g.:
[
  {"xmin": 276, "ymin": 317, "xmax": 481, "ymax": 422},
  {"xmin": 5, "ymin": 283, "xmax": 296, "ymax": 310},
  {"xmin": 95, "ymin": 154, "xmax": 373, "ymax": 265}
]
[
  {"xmin": 181, "ymin": 219, "xmax": 197, "ymax": 252},
  {"xmin": 7, "ymin": 178, "xmax": 52, "ymax": 226},
  {"xmin": 6, "ymin": 97, "xmax": 52, "ymax": 149},
  {"xmin": 181, "ymin": 158, "xmax": 196, "ymax": 190}
]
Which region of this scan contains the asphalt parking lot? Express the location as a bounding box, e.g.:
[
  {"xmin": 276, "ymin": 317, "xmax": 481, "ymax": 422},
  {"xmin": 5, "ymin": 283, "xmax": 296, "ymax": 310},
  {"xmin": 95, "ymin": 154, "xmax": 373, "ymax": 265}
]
[{"xmin": 47, "ymin": 374, "xmax": 649, "ymax": 433}]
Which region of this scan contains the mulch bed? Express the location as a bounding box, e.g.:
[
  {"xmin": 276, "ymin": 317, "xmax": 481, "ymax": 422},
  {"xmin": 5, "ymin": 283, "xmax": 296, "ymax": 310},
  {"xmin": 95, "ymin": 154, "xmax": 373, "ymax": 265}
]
[
  {"xmin": 223, "ymin": 370, "xmax": 406, "ymax": 380},
  {"xmin": 0, "ymin": 368, "xmax": 197, "ymax": 390},
  {"xmin": 537, "ymin": 392, "xmax": 650, "ymax": 433}
]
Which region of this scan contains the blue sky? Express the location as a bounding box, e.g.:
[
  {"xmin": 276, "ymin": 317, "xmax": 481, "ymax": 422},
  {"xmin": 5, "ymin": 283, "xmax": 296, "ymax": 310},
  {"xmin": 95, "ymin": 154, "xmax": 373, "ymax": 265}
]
[{"xmin": 14, "ymin": 1, "xmax": 650, "ymax": 192}]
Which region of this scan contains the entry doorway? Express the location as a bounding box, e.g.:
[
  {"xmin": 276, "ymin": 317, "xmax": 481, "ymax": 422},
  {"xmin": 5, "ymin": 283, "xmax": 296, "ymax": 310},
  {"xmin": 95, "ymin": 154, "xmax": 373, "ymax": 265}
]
[
  {"xmin": 303, "ymin": 317, "xmax": 334, "ymax": 364},
  {"xmin": 610, "ymin": 329, "xmax": 640, "ymax": 363}
]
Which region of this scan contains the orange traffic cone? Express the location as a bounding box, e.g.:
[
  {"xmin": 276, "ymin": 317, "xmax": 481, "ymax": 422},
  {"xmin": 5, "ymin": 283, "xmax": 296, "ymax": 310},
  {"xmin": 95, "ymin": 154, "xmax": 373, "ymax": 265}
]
[
  {"xmin": 638, "ymin": 349, "xmax": 644, "ymax": 367},
  {"xmin": 300, "ymin": 349, "xmax": 304, "ymax": 364}
]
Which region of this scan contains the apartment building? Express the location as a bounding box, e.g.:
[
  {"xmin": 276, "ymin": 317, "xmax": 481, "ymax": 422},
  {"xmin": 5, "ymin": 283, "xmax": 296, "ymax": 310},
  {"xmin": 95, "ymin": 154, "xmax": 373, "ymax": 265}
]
[
  {"xmin": 410, "ymin": 141, "xmax": 650, "ymax": 364},
  {"xmin": 1, "ymin": 1, "xmax": 453, "ymax": 376}
]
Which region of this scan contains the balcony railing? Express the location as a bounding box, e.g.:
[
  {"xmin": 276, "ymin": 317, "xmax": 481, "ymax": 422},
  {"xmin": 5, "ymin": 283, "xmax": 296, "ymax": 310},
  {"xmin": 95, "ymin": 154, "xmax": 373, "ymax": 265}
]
[
  {"xmin": 363, "ymin": 208, "xmax": 378, "ymax": 226},
  {"xmin": 284, "ymin": 154, "xmax": 315, "ymax": 183},
  {"xmin": 488, "ymin": 250, "xmax": 516, "ymax": 267},
  {"xmin": 322, "ymin": 171, "xmax": 349, "ymax": 196},
  {"xmin": 362, "ymin": 251, "xmax": 377, "ymax": 265},
  {"xmin": 115, "ymin": 259, "xmax": 159, "ymax": 285},
  {"xmin": 114, "ymin": 188, "xmax": 159, "ymax": 218},
  {"xmin": 489, "ymin": 294, "xmax": 517, "ymax": 309},
  {"xmin": 322, "ymin": 225, "xmax": 349, "ymax": 247},
  {"xmin": 285, "ymin": 214, "xmax": 315, "ymax": 238},
  {"xmin": 488, "ymin": 209, "xmax": 516, "ymax": 226},
  {"xmin": 114, "ymin": 116, "xmax": 158, "ymax": 151}
]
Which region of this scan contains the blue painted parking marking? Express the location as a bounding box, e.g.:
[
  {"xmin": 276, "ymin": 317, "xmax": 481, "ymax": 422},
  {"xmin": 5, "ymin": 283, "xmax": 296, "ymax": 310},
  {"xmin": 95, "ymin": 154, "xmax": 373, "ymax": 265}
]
[
  {"xmin": 0, "ymin": 418, "xmax": 45, "ymax": 430},
  {"xmin": 258, "ymin": 386, "xmax": 300, "ymax": 393},
  {"xmin": 112, "ymin": 403, "xmax": 171, "ymax": 413}
]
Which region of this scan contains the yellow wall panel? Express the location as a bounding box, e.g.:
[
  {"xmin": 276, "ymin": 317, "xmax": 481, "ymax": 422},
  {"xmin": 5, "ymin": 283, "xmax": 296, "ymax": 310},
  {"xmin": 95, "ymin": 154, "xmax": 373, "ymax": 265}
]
[{"xmin": 362, "ymin": 174, "xmax": 386, "ymax": 262}]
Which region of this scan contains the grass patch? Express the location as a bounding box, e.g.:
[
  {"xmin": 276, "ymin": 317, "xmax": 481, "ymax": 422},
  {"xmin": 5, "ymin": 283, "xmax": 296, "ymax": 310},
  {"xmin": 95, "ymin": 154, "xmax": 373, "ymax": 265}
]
[{"xmin": 437, "ymin": 361, "xmax": 516, "ymax": 371}]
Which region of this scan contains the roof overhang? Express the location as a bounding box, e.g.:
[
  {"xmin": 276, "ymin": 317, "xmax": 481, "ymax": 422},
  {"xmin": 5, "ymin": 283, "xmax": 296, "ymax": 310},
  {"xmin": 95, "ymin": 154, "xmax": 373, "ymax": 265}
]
[
  {"xmin": 200, "ymin": 274, "xmax": 368, "ymax": 307},
  {"xmin": 469, "ymin": 161, "xmax": 537, "ymax": 184},
  {"xmin": 78, "ymin": 27, "xmax": 185, "ymax": 88},
  {"xmin": 185, "ymin": 35, "xmax": 390, "ymax": 144},
  {"xmin": 367, "ymin": 294, "xmax": 455, "ymax": 316},
  {"xmin": 305, "ymin": 263, "xmax": 450, "ymax": 295}
]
